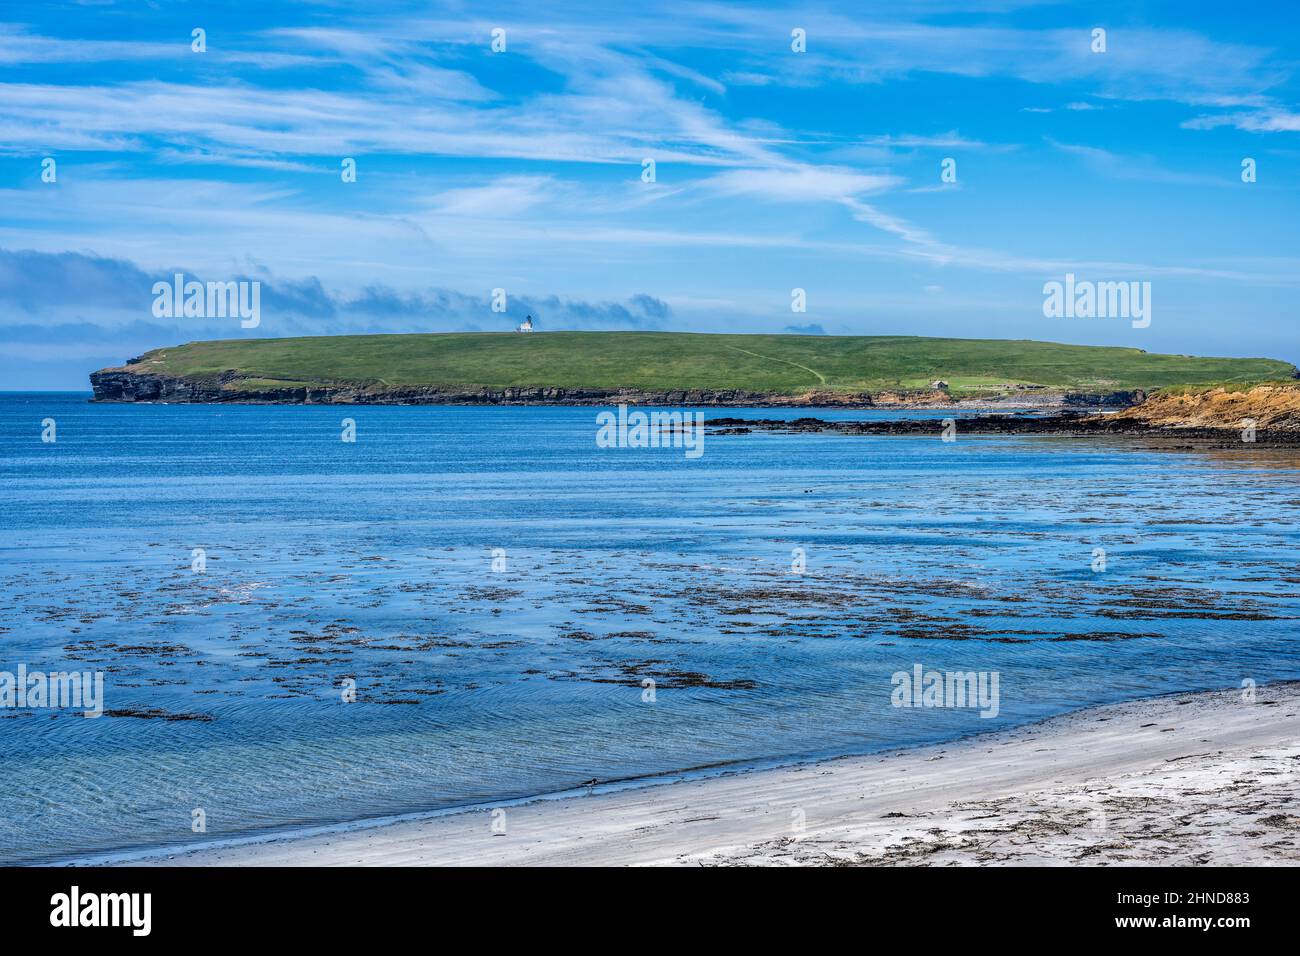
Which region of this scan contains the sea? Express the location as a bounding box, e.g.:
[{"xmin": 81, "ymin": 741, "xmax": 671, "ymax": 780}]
[{"xmin": 2, "ymin": 392, "xmax": 1298, "ymax": 864}]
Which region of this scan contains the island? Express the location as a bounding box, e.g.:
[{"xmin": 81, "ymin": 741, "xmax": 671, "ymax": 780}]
[{"xmin": 89, "ymin": 332, "xmax": 1297, "ymax": 416}]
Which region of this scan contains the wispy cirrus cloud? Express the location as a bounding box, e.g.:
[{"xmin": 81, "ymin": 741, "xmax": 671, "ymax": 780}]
[
  {"xmin": 1044, "ymin": 138, "xmax": 1230, "ymax": 187},
  {"xmin": 1183, "ymin": 109, "xmax": 1300, "ymax": 133}
]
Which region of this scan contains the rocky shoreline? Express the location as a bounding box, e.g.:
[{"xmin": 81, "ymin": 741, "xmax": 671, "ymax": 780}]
[{"xmin": 706, "ymin": 414, "xmax": 1300, "ymax": 446}]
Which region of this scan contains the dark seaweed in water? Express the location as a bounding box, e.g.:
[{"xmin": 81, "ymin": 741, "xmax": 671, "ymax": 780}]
[{"xmin": 102, "ymin": 708, "xmax": 214, "ymax": 722}]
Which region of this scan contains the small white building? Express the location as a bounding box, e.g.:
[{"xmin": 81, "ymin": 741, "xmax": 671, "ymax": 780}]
[{"xmin": 517, "ymin": 315, "xmax": 534, "ymax": 333}]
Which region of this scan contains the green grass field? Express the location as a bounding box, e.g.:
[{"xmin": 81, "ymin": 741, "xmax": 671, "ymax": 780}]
[{"xmin": 129, "ymin": 332, "xmax": 1298, "ymax": 396}]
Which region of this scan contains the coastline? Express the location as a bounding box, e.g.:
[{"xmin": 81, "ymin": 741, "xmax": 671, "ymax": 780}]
[
  {"xmin": 82, "ymin": 372, "xmax": 1300, "ymax": 441},
  {"xmin": 101, "ymin": 682, "xmax": 1300, "ymax": 867},
  {"xmin": 87, "ymin": 368, "xmax": 1124, "ymax": 410}
]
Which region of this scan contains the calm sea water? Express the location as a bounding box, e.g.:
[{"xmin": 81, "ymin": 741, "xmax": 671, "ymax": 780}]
[{"xmin": 2, "ymin": 392, "xmax": 1299, "ymax": 864}]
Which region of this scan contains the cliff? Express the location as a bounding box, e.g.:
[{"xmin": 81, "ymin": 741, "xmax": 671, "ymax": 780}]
[{"xmin": 87, "ymin": 365, "xmax": 1142, "ymax": 409}]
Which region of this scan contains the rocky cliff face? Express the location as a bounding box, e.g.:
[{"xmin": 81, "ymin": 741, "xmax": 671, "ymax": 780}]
[
  {"xmin": 1064, "ymin": 389, "xmax": 1146, "ymax": 408},
  {"xmin": 89, "ymin": 369, "xmax": 856, "ymax": 406},
  {"xmin": 90, "ymin": 369, "xmax": 219, "ymax": 402}
]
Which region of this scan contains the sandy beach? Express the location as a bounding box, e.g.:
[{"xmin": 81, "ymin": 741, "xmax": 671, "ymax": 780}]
[{"xmin": 121, "ymin": 682, "xmax": 1300, "ymax": 867}]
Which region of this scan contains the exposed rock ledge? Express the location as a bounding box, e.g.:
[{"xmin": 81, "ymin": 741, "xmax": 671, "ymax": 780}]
[
  {"xmin": 705, "ymin": 414, "xmax": 1300, "ymax": 445},
  {"xmin": 88, "ymin": 366, "xmax": 1144, "ymax": 409},
  {"xmin": 1105, "ymin": 383, "xmax": 1300, "ymax": 430}
]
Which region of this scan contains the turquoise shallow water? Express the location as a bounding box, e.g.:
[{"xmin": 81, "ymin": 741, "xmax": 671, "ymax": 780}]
[{"xmin": 2, "ymin": 392, "xmax": 1299, "ymax": 864}]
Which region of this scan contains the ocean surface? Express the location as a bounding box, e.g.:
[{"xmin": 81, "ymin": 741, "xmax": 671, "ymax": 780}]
[{"xmin": 2, "ymin": 392, "xmax": 1299, "ymax": 864}]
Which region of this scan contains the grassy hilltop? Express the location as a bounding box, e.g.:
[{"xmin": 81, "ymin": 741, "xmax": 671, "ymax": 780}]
[{"xmin": 112, "ymin": 332, "xmax": 1296, "ymax": 397}]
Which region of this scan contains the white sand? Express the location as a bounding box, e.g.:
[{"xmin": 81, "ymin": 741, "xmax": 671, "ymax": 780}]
[{"xmin": 133, "ymin": 683, "xmax": 1300, "ymax": 866}]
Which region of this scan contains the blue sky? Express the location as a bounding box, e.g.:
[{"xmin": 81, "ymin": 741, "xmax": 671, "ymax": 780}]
[{"xmin": 1, "ymin": 0, "xmax": 1298, "ymax": 388}]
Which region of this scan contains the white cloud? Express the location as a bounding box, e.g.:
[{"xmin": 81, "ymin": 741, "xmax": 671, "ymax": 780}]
[
  {"xmin": 704, "ymin": 166, "xmax": 898, "ymax": 202},
  {"xmin": 424, "ymin": 176, "xmax": 560, "ymax": 217},
  {"xmin": 1045, "ymin": 138, "xmax": 1230, "ymax": 186},
  {"xmin": 1183, "ymin": 110, "xmax": 1300, "ymax": 132}
]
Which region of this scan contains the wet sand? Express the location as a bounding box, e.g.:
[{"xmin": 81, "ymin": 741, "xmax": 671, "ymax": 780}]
[{"xmin": 126, "ymin": 682, "xmax": 1300, "ymax": 867}]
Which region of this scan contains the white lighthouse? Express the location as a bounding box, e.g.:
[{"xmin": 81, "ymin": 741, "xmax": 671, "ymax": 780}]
[{"xmin": 517, "ymin": 314, "xmax": 534, "ymax": 333}]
